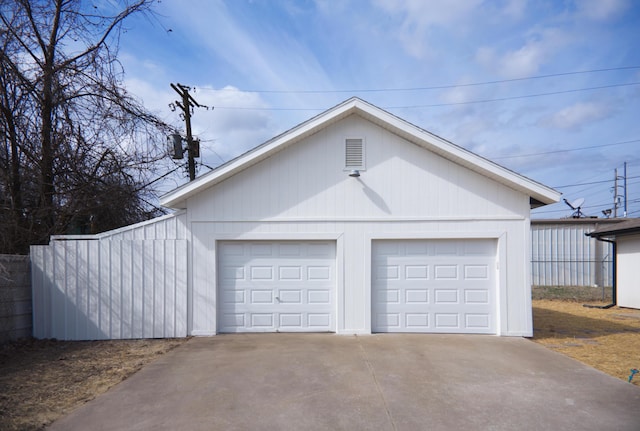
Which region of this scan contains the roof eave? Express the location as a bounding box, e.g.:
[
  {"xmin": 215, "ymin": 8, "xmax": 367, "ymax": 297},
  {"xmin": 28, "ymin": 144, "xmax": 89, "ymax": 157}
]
[
  {"xmin": 160, "ymin": 97, "xmax": 561, "ymax": 209},
  {"xmin": 588, "ymin": 228, "xmax": 640, "ymax": 239}
]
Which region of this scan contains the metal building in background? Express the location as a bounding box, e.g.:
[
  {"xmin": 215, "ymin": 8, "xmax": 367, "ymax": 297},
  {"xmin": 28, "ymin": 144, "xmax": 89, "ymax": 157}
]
[{"xmin": 531, "ymin": 218, "xmax": 627, "ymax": 287}]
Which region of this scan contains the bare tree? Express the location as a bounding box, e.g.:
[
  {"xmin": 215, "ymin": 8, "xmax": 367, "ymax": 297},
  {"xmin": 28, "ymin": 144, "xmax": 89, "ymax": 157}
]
[{"xmin": 0, "ymin": 0, "xmax": 171, "ymax": 253}]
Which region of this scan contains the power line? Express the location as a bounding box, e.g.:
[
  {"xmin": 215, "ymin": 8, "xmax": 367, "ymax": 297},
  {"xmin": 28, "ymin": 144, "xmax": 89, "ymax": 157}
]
[
  {"xmin": 211, "ymin": 82, "xmax": 640, "ymax": 111},
  {"xmin": 492, "ymin": 139, "xmax": 640, "ymax": 161},
  {"xmin": 553, "ymin": 174, "xmax": 640, "ymax": 189},
  {"xmin": 384, "ymin": 82, "xmax": 640, "ymax": 109},
  {"xmin": 203, "ymin": 65, "xmax": 640, "ymax": 94}
]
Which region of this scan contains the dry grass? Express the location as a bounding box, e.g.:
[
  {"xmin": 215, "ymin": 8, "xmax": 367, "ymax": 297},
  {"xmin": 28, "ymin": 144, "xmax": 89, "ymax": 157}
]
[
  {"xmin": 532, "ymin": 299, "xmax": 640, "ymax": 386},
  {"xmin": 532, "ymin": 285, "xmax": 612, "ymax": 302},
  {"xmin": 0, "ymin": 338, "xmax": 186, "ymax": 431}
]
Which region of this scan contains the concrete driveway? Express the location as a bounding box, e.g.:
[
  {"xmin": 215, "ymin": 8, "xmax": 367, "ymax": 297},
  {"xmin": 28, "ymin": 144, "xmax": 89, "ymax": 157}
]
[{"xmin": 48, "ymin": 334, "xmax": 640, "ymax": 431}]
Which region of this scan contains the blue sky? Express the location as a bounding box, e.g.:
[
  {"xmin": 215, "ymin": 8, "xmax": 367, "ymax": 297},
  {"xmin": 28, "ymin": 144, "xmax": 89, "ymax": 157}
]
[{"xmin": 117, "ymin": 0, "xmax": 640, "ymax": 219}]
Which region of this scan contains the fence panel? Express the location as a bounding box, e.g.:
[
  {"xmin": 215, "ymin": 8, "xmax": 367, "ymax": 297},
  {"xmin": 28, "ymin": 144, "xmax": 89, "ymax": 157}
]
[
  {"xmin": 31, "ymin": 239, "xmax": 187, "ymax": 340},
  {"xmin": 531, "ymin": 223, "xmax": 613, "ymax": 287}
]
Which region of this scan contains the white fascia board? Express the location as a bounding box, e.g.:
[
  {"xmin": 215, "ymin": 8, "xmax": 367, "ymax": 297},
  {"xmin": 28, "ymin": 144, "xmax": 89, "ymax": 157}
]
[{"xmin": 160, "ymin": 97, "xmax": 560, "ymax": 209}]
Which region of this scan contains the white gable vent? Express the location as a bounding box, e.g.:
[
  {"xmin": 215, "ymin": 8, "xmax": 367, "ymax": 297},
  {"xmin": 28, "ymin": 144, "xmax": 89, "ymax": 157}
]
[{"xmin": 345, "ymin": 138, "xmax": 365, "ymax": 170}]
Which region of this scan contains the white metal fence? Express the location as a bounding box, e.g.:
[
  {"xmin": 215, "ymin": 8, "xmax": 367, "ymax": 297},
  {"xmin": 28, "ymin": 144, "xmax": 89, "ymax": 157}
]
[
  {"xmin": 531, "ymin": 220, "xmax": 615, "ymax": 287},
  {"xmin": 31, "ymin": 239, "xmax": 187, "ymax": 340}
]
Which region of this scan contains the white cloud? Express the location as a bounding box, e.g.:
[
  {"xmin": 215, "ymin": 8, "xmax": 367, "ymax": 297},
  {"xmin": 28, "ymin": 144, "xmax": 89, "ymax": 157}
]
[
  {"xmin": 541, "ymin": 101, "xmax": 613, "ymax": 131},
  {"xmin": 185, "ymin": 86, "xmax": 276, "ymax": 161},
  {"xmin": 476, "ymin": 28, "xmax": 570, "ymax": 78},
  {"xmin": 501, "ymin": 0, "xmax": 528, "ymax": 20},
  {"xmin": 575, "ymin": 0, "xmax": 629, "ymax": 21},
  {"xmin": 372, "ymin": 0, "xmax": 483, "ymax": 58},
  {"xmin": 500, "ymin": 40, "xmax": 546, "ymax": 77},
  {"xmin": 439, "ymin": 77, "xmax": 483, "ymax": 107}
]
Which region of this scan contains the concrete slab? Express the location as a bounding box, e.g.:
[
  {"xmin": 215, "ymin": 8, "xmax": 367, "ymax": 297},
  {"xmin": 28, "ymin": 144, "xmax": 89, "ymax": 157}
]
[{"xmin": 47, "ymin": 334, "xmax": 640, "ymax": 431}]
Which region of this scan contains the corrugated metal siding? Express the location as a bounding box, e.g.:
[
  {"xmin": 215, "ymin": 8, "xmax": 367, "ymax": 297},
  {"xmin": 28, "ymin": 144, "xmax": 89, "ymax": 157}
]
[
  {"xmin": 31, "ymin": 239, "xmax": 187, "ymax": 340},
  {"xmin": 531, "ymin": 223, "xmax": 613, "ymax": 287}
]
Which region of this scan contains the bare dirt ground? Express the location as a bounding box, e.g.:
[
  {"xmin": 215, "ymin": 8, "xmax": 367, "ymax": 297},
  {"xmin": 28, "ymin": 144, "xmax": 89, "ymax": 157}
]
[
  {"xmin": 0, "ymin": 338, "xmax": 186, "ymax": 431},
  {"xmin": 1, "ymin": 292, "xmax": 638, "ymax": 430}
]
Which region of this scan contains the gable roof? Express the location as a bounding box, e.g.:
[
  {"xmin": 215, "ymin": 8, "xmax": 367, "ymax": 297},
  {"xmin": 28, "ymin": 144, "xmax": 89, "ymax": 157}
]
[
  {"xmin": 160, "ymin": 97, "xmax": 560, "ymax": 209},
  {"xmin": 587, "ymin": 218, "xmax": 640, "ymax": 239}
]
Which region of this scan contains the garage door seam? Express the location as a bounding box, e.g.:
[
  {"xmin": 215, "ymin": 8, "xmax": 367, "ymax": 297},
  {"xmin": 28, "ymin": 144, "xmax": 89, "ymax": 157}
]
[{"xmin": 356, "ymin": 336, "xmax": 398, "ymax": 431}]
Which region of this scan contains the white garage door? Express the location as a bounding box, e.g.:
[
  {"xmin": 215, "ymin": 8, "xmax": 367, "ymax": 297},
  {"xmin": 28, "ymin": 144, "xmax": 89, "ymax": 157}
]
[
  {"xmin": 218, "ymin": 241, "xmax": 335, "ymax": 333},
  {"xmin": 372, "ymin": 239, "xmax": 496, "ymax": 334}
]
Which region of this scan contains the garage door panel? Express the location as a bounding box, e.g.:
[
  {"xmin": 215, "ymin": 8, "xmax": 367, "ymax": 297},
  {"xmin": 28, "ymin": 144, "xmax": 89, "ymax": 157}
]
[
  {"xmin": 308, "ymin": 266, "xmax": 331, "ymax": 280},
  {"xmin": 221, "ymin": 290, "xmax": 245, "ymax": 304},
  {"xmin": 308, "ymin": 314, "xmax": 331, "ymax": 327},
  {"xmin": 378, "ymin": 289, "xmax": 400, "ymax": 303},
  {"xmin": 307, "ymin": 243, "xmax": 333, "ymax": 257},
  {"xmin": 405, "ymin": 313, "xmax": 429, "ymax": 328},
  {"xmin": 308, "ymin": 289, "xmax": 330, "ymax": 304},
  {"xmin": 435, "ymin": 313, "xmax": 459, "ymax": 329},
  {"xmin": 218, "ymin": 241, "xmax": 335, "ymax": 333},
  {"xmin": 465, "ymin": 289, "xmax": 490, "ymax": 304},
  {"xmin": 466, "ymin": 314, "xmax": 491, "ymax": 329},
  {"xmin": 279, "ymin": 243, "xmax": 301, "ymax": 256},
  {"xmin": 434, "ymin": 265, "xmax": 458, "ymax": 279},
  {"xmin": 377, "ymin": 313, "xmax": 400, "ymax": 328},
  {"xmin": 434, "ymin": 289, "xmax": 459, "ymax": 304},
  {"xmin": 221, "ymin": 266, "xmax": 245, "ymax": 280},
  {"xmin": 250, "ymin": 266, "xmax": 273, "ymax": 280},
  {"xmin": 278, "ymin": 290, "xmax": 302, "ymax": 303},
  {"xmin": 372, "ymin": 239, "xmax": 496, "ymax": 334},
  {"xmin": 251, "ymin": 313, "xmax": 273, "ymax": 327},
  {"xmin": 250, "ymin": 243, "xmax": 272, "ymax": 256},
  {"xmin": 221, "ymin": 313, "xmax": 244, "ymax": 328},
  {"xmin": 405, "ymin": 265, "xmax": 428, "ymax": 279},
  {"xmin": 405, "ymin": 289, "xmax": 428, "ymax": 303},
  {"xmin": 279, "ymin": 266, "xmax": 302, "ymax": 280},
  {"xmin": 464, "ymin": 265, "xmax": 489, "ymax": 279},
  {"xmin": 250, "ymin": 290, "xmax": 273, "ymax": 304},
  {"xmin": 376, "ymin": 265, "xmax": 400, "ymax": 280},
  {"xmin": 280, "ymin": 313, "xmax": 302, "ymax": 327}
]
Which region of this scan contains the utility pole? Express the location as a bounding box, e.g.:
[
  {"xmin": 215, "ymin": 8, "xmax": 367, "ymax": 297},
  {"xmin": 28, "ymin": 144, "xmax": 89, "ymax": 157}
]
[
  {"xmin": 614, "ymin": 168, "xmax": 618, "ymax": 218},
  {"xmin": 612, "ymin": 163, "xmax": 628, "ymax": 218},
  {"xmin": 623, "ymin": 161, "xmax": 628, "ymax": 217},
  {"xmin": 170, "ymin": 83, "xmax": 206, "ymax": 181}
]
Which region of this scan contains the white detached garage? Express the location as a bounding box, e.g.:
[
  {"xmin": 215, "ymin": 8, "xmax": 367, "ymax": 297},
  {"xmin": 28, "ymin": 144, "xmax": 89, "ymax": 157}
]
[{"xmin": 31, "ymin": 97, "xmax": 560, "ymax": 339}]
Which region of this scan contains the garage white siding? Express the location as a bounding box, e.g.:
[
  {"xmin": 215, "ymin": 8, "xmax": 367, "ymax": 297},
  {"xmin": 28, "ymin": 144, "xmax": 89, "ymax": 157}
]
[
  {"xmin": 217, "ymin": 241, "xmax": 336, "ymax": 333},
  {"xmin": 372, "ymin": 239, "xmax": 497, "ymax": 333},
  {"xmin": 33, "ymin": 99, "xmax": 558, "ymax": 340},
  {"xmin": 616, "ymin": 235, "xmax": 640, "ymax": 309}
]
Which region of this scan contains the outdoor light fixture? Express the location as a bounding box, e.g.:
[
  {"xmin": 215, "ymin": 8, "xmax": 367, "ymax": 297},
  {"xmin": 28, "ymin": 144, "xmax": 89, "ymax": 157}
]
[{"xmin": 349, "ymin": 170, "xmax": 360, "ymax": 177}]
